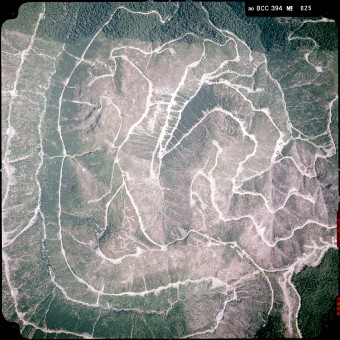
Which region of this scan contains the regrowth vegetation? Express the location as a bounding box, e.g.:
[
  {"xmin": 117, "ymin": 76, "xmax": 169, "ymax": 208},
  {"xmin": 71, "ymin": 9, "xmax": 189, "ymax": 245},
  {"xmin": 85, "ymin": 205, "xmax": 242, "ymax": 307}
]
[{"xmin": 1, "ymin": 1, "xmax": 338, "ymax": 339}]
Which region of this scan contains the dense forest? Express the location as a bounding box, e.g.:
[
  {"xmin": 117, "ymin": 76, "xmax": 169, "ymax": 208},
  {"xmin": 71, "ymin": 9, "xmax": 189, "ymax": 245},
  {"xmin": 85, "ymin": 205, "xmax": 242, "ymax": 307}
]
[
  {"xmin": 5, "ymin": 1, "xmax": 334, "ymax": 54},
  {"xmin": 294, "ymin": 22, "xmax": 338, "ymax": 50},
  {"xmin": 37, "ymin": 2, "xmax": 113, "ymax": 43},
  {"xmin": 255, "ymin": 249, "xmax": 339, "ymax": 338},
  {"xmin": 2, "ymin": 2, "xmax": 43, "ymax": 35},
  {"xmin": 203, "ymin": 1, "xmax": 312, "ymax": 52},
  {"xmin": 103, "ymin": 1, "xmax": 225, "ymax": 45},
  {"xmin": 33, "ymin": 1, "xmax": 223, "ymax": 45},
  {"xmin": 292, "ymin": 249, "xmax": 339, "ymax": 338},
  {"xmin": 254, "ymin": 311, "xmax": 285, "ymax": 338}
]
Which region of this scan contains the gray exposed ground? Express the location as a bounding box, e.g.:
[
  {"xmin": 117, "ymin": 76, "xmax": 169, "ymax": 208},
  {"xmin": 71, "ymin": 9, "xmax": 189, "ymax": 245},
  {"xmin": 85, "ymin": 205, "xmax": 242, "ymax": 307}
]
[{"xmin": 1, "ymin": 2, "xmax": 338, "ymax": 339}]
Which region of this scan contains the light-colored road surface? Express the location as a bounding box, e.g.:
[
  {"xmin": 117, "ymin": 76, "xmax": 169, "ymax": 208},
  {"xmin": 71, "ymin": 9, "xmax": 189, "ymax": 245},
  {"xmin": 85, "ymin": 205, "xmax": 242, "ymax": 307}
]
[{"xmin": 2, "ymin": 3, "xmax": 337, "ymax": 338}]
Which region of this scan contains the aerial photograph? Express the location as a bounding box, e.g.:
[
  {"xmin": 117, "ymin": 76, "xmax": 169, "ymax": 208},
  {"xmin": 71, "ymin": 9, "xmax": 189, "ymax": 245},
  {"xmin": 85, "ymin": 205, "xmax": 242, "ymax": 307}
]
[{"xmin": 1, "ymin": 1, "xmax": 338, "ymax": 338}]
